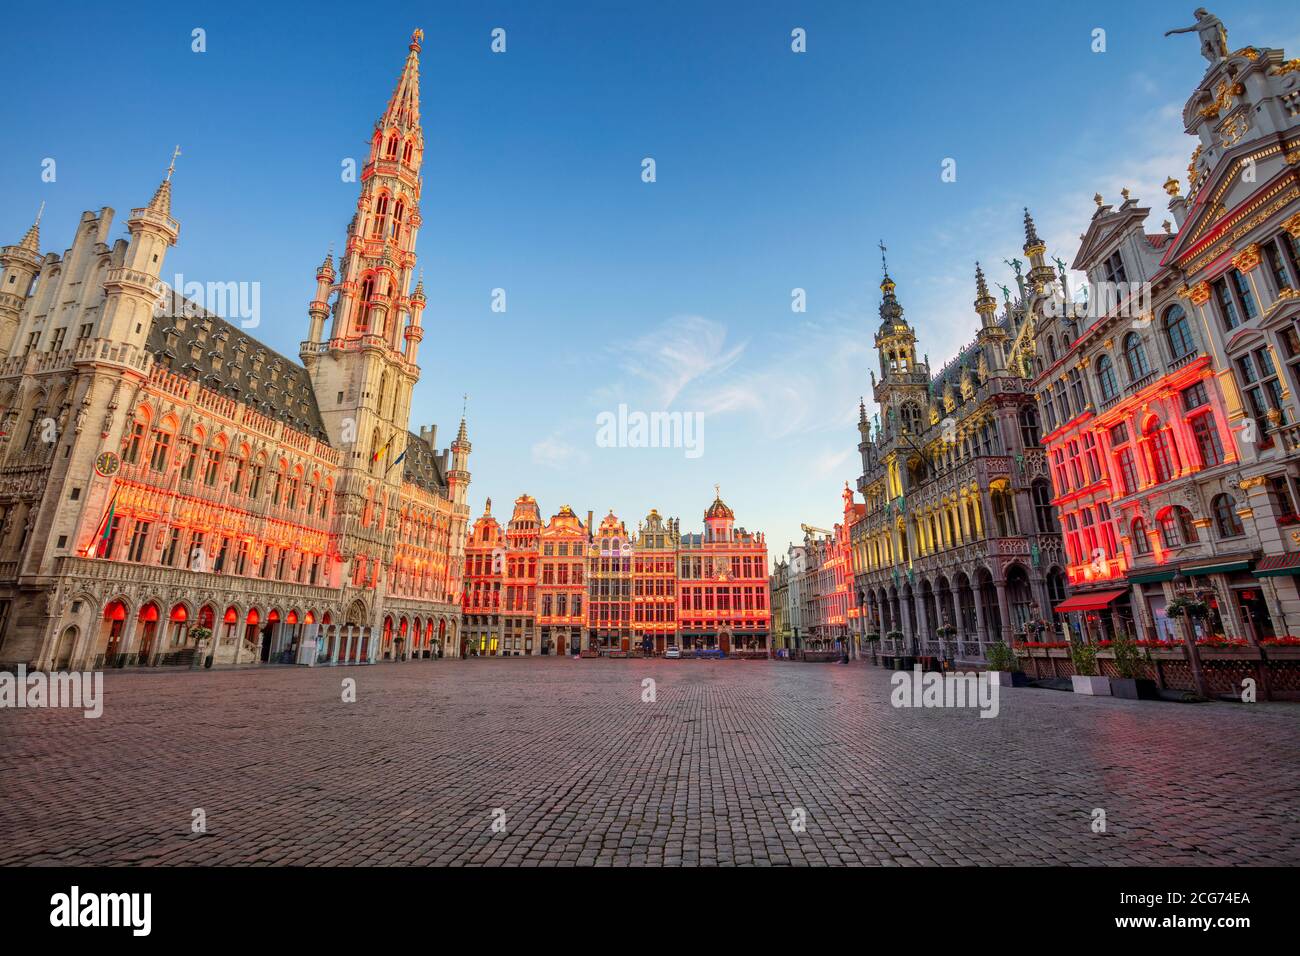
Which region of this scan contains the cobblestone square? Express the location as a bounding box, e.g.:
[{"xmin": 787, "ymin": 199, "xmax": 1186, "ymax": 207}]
[{"xmin": 1, "ymin": 659, "xmax": 1296, "ymax": 866}]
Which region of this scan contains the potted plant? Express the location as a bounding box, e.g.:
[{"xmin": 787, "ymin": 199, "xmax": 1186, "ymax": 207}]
[
  {"xmin": 886, "ymin": 630, "xmax": 904, "ymax": 668},
  {"xmin": 865, "ymin": 631, "xmax": 881, "ymax": 666},
  {"xmin": 1107, "ymin": 632, "xmax": 1159, "ymax": 699},
  {"xmin": 984, "ymin": 640, "xmax": 1021, "ymax": 686},
  {"xmin": 190, "ymin": 626, "xmax": 214, "ymax": 669},
  {"xmin": 1069, "ymin": 638, "xmax": 1110, "ymax": 696}
]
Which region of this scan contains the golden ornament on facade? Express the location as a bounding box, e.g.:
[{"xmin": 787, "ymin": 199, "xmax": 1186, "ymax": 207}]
[
  {"xmin": 1188, "ymin": 281, "xmax": 1213, "ymax": 306},
  {"xmin": 1198, "ymin": 78, "xmax": 1245, "ymax": 120},
  {"xmin": 1163, "ymin": 176, "xmax": 1181, "ymax": 197},
  {"xmin": 1231, "ymin": 243, "xmax": 1262, "ymax": 272},
  {"xmin": 1271, "ymin": 59, "xmax": 1300, "ymax": 76},
  {"xmin": 1283, "ymin": 211, "xmax": 1300, "ymax": 239}
]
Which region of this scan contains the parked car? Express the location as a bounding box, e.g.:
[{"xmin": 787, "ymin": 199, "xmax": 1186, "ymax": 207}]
[{"xmin": 664, "ymin": 646, "xmax": 681, "ymax": 659}]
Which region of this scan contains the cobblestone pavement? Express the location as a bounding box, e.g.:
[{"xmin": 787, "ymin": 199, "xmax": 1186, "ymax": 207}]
[{"xmin": 1, "ymin": 659, "xmax": 1297, "ymax": 866}]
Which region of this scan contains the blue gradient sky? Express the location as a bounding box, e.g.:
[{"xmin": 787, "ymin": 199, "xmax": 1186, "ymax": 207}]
[{"xmin": 1, "ymin": 1, "xmax": 1293, "ymax": 561}]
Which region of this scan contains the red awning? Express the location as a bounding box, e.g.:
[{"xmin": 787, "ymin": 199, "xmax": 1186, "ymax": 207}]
[
  {"xmin": 1054, "ymin": 589, "xmax": 1128, "ymax": 613},
  {"xmin": 1255, "ymin": 553, "xmax": 1300, "ymax": 576}
]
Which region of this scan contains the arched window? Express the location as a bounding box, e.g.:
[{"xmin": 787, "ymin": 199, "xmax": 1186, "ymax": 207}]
[
  {"xmin": 1019, "ymin": 405, "xmax": 1041, "ymax": 447},
  {"xmin": 1131, "ymin": 517, "xmax": 1152, "ymax": 555},
  {"xmin": 1032, "ymin": 479, "xmax": 1058, "ymax": 533},
  {"xmin": 1157, "ymin": 507, "xmax": 1197, "ymax": 548},
  {"xmin": 1164, "ymin": 305, "xmax": 1195, "ymax": 359},
  {"xmin": 385, "ymin": 133, "xmax": 399, "ymax": 160},
  {"xmin": 900, "ymin": 402, "xmax": 923, "ymax": 435},
  {"xmin": 1142, "ymin": 416, "xmax": 1179, "ymax": 484},
  {"xmin": 357, "ymin": 276, "xmax": 375, "ymax": 331},
  {"xmin": 391, "ymin": 200, "xmax": 404, "ymax": 239},
  {"xmin": 1047, "ymin": 335, "xmax": 1057, "ymax": 363},
  {"xmin": 1212, "ymin": 494, "xmax": 1244, "ymax": 538},
  {"xmin": 402, "ymin": 139, "xmax": 414, "ymax": 165},
  {"xmin": 1123, "ymin": 332, "xmax": 1151, "ymax": 381},
  {"xmin": 1095, "ymin": 354, "xmax": 1118, "ymax": 402},
  {"xmin": 371, "ymin": 194, "xmax": 390, "ymax": 238}
]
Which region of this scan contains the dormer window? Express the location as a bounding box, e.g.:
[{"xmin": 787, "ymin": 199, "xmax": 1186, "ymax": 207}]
[{"xmin": 1102, "ymin": 251, "xmax": 1127, "ymax": 286}]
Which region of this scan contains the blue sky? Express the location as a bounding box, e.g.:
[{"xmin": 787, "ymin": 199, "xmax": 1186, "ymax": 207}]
[{"xmin": 2, "ymin": 0, "xmax": 1294, "ymax": 562}]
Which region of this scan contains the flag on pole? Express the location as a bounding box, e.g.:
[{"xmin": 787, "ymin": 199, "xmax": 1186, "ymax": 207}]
[
  {"xmin": 94, "ymin": 486, "xmax": 120, "ymax": 556},
  {"xmin": 371, "ymin": 433, "xmax": 392, "ymax": 465},
  {"xmin": 382, "ymin": 447, "xmax": 407, "ymax": 477}
]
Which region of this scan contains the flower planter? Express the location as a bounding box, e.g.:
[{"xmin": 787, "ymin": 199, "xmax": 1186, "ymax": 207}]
[
  {"xmin": 1146, "ymin": 647, "xmax": 1186, "ymax": 661},
  {"xmin": 1197, "ymin": 647, "xmax": 1261, "ymax": 661},
  {"xmin": 1109, "ymin": 677, "xmax": 1161, "ymax": 700},
  {"xmin": 1071, "ymin": 675, "xmax": 1111, "ymax": 696},
  {"xmin": 1011, "ymin": 670, "xmax": 1032, "ymax": 687},
  {"xmin": 1047, "ymin": 648, "xmax": 1070, "ymax": 659},
  {"xmin": 1262, "ymin": 646, "xmax": 1300, "ymax": 660}
]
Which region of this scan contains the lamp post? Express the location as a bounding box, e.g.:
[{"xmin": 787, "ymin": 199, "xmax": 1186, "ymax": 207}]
[{"xmin": 1172, "ymin": 569, "xmax": 1211, "ymax": 699}]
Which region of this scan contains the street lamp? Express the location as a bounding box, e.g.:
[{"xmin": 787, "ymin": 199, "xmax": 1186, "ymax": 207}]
[{"xmin": 1171, "ymin": 569, "xmax": 1212, "ymax": 699}]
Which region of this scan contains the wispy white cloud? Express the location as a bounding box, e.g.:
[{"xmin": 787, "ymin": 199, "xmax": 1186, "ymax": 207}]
[{"xmin": 531, "ymin": 434, "xmax": 588, "ymax": 471}]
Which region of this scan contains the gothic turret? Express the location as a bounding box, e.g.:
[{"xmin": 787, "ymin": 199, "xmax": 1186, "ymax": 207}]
[
  {"xmin": 101, "ymin": 153, "xmax": 181, "ymax": 348},
  {"xmin": 1023, "ymin": 207, "xmax": 1055, "ymax": 292},
  {"xmin": 0, "ymin": 205, "xmax": 46, "ymax": 357}
]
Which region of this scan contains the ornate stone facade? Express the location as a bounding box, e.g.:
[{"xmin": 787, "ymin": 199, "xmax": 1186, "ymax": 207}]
[
  {"xmin": 850, "ymin": 249, "xmax": 1065, "ymax": 664},
  {"xmin": 1034, "ymin": 16, "xmax": 1300, "ymax": 644},
  {"xmin": 0, "ymin": 31, "xmax": 470, "ymax": 670}
]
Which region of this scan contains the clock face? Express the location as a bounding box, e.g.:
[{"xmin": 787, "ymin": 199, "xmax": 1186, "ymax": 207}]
[{"xmin": 95, "ymin": 451, "xmax": 121, "ymax": 477}]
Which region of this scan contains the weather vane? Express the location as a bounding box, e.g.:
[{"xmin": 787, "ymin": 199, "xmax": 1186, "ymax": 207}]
[{"xmin": 166, "ymin": 145, "xmax": 181, "ymax": 182}]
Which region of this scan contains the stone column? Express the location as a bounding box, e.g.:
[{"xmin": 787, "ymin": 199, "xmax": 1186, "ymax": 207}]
[
  {"xmin": 973, "ymin": 587, "xmax": 988, "ymax": 647},
  {"xmin": 995, "ymin": 580, "xmax": 1012, "ymax": 642}
]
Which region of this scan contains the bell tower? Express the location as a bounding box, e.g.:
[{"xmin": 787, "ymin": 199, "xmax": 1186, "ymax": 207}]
[
  {"xmin": 871, "ymin": 243, "xmax": 929, "ymax": 438},
  {"xmin": 304, "ymin": 29, "xmax": 427, "ymax": 484}
]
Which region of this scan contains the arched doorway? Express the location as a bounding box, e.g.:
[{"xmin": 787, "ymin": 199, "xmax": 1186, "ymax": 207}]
[
  {"xmin": 54, "ymin": 625, "xmax": 78, "ymax": 669},
  {"xmin": 168, "ymin": 604, "xmax": 190, "ymax": 655},
  {"xmin": 261, "ymin": 609, "xmax": 279, "ymax": 663},
  {"xmin": 137, "ymin": 602, "xmax": 161, "ymax": 665},
  {"xmin": 99, "ymin": 600, "xmax": 128, "ymax": 667}
]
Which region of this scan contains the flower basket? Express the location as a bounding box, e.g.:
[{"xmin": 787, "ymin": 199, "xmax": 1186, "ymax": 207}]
[
  {"xmin": 1166, "ymin": 597, "xmax": 1209, "ymax": 620},
  {"xmin": 1263, "ymin": 645, "xmax": 1300, "ymax": 660}
]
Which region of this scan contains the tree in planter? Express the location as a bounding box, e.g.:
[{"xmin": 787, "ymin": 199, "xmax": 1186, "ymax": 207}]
[
  {"xmin": 885, "ymin": 630, "xmax": 904, "ymax": 661},
  {"xmin": 1069, "ymin": 637, "xmax": 1099, "ymax": 677},
  {"xmin": 189, "ymin": 626, "xmax": 214, "ymax": 668},
  {"xmin": 1110, "ymin": 632, "xmax": 1144, "ymax": 680},
  {"xmin": 984, "ymin": 641, "xmax": 1017, "ymax": 671}
]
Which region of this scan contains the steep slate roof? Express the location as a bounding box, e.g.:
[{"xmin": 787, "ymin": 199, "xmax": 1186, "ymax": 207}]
[
  {"xmin": 148, "ymin": 288, "xmax": 328, "ymax": 442},
  {"xmin": 402, "ymin": 430, "xmax": 447, "ymax": 494},
  {"xmin": 147, "ymin": 289, "xmax": 449, "ymax": 496}
]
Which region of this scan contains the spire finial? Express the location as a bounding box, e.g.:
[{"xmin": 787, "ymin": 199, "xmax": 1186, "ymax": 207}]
[
  {"xmin": 878, "ymin": 238, "xmax": 889, "ymax": 278},
  {"xmin": 18, "ymin": 202, "xmax": 44, "ymax": 252},
  {"xmin": 166, "ymin": 145, "xmax": 181, "ymax": 183},
  {"xmin": 1023, "ymin": 207, "xmax": 1042, "ymax": 247}
]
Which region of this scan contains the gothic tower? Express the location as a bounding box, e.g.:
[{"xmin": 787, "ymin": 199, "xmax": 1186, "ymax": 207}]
[
  {"xmin": 871, "ymin": 249, "xmax": 929, "ymax": 439},
  {"xmin": 303, "ymin": 29, "xmax": 427, "ymax": 482},
  {"xmin": 300, "ymin": 31, "xmax": 430, "ymax": 590}
]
